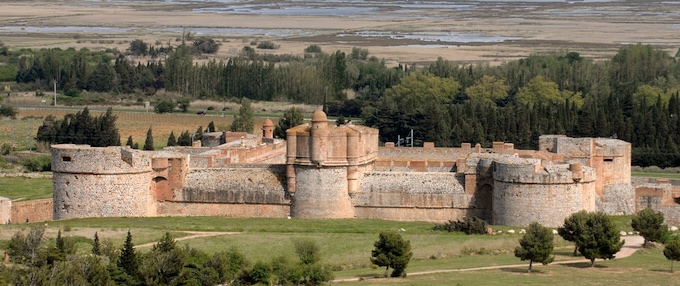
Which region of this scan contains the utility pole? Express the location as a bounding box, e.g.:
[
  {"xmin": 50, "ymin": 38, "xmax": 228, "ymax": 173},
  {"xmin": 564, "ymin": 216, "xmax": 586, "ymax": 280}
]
[{"xmin": 52, "ymin": 80, "xmax": 57, "ymax": 106}]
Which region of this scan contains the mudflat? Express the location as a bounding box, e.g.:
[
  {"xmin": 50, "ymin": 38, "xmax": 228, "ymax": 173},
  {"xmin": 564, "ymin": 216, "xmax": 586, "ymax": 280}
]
[{"xmin": 1, "ymin": 0, "xmax": 679, "ymax": 64}]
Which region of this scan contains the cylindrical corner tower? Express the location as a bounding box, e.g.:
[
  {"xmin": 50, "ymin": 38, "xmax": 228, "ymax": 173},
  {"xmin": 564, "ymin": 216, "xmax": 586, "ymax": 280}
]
[
  {"xmin": 492, "ymin": 159, "xmax": 596, "ymax": 227},
  {"xmin": 52, "ymin": 145, "xmax": 154, "ymax": 220},
  {"xmin": 310, "ymin": 110, "xmax": 328, "ymax": 165}
]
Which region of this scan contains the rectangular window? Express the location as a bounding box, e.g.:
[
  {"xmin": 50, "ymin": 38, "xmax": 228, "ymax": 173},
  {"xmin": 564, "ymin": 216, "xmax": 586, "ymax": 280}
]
[{"xmin": 62, "ymin": 156, "xmax": 71, "ymax": 162}]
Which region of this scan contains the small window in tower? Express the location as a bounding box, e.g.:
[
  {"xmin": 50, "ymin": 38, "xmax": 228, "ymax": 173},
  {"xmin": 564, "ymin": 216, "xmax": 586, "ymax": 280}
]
[
  {"xmin": 604, "ymin": 158, "xmax": 614, "ymax": 162},
  {"xmin": 62, "ymin": 156, "xmax": 71, "ymax": 162}
]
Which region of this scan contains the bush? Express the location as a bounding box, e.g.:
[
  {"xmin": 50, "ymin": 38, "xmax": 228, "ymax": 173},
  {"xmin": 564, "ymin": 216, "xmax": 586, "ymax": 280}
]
[
  {"xmin": 1, "ymin": 143, "xmax": 12, "ymax": 155},
  {"xmin": 304, "ymin": 44, "xmax": 322, "ymax": 53},
  {"xmin": 0, "ymin": 104, "xmax": 17, "ymax": 118},
  {"xmin": 256, "ymin": 41, "xmax": 280, "ymax": 50},
  {"xmin": 433, "ymin": 217, "xmax": 488, "ymax": 235},
  {"xmin": 20, "ymin": 155, "xmax": 51, "ymax": 172},
  {"xmin": 154, "ymin": 100, "xmax": 175, "ymax": 114}
]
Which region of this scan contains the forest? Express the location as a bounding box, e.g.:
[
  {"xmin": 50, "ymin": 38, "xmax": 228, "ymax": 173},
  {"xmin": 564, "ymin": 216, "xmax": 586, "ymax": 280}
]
[{"xmin": 4, "ymin": 42, "xmax": 680, "ymax": 167}]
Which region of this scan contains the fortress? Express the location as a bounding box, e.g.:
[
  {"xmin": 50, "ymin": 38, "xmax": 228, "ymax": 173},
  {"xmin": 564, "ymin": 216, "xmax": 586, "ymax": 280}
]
[{"xmin": 39, "ymin": 111, "xmax": 680, "ymax": 227}]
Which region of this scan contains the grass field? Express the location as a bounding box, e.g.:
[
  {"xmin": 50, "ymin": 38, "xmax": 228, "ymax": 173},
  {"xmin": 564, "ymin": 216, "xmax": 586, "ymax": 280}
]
[
  {"xmin": 632, "ymin": 172, "xmax": 680, "ymax": 180},
  {"xmin": 0, "ymin": 176, "xmax": 52, "ymax": 201}
]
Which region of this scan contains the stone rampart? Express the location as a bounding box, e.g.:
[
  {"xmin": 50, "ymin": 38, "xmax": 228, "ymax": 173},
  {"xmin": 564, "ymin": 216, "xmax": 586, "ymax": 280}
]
[
  {"xmin": 52, "ymin": 145, "xmax": 155, "ymax": 219},
  {"xmin": 11, "ymin": 199, "xmax": 53, "ymax": 223},
  {"xmin": 0, "ymin": 197, "xmax": 10, "ymax": 224},
  {"xmin": 378, "ymin": 146, "xmax": 474, "ymax": 160},
  {"xmin": 291, "ymin": 166, "xmax": 353, "ymax": 218},
  {"xmin": 176, "ymin": 166, "xmax": 288, "ymax": 205},
  {"xmin": 492, "ymin": 159, "xmax": 597, "ymax": 227}
]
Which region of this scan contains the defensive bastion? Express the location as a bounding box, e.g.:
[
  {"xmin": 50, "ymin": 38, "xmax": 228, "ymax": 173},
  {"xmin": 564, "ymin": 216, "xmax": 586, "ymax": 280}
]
[{"xmin": 41, "ymin": 111, "xmax": 680, "ymax": 227}]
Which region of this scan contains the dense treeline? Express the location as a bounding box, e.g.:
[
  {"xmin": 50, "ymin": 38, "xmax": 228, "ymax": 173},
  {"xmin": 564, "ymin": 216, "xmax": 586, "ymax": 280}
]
[
  {"xmin": 8, "ymin": 43, "xmax": 680, "ymax": 166},
  {"xmin": 36, "ymin": 107, "xmax": 120, "ymax": 147}
]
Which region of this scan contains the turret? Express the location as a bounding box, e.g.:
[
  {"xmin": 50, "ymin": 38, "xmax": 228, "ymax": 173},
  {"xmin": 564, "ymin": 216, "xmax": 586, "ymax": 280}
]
[
  {"xmin": 262, "ymin": 118, "xmax": 274, "ymax": 139},
  {"xmin": 310, "ymin": 110, "xmax": 328, "ymax": 165}
]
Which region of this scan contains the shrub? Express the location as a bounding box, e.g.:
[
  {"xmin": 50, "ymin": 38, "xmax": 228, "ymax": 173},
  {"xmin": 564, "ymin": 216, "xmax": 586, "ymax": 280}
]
[
  {"xmin": 304, "ymin": 44, "xmax": 322, "ymax": 53},
  {"xmin": 433, "ymin": 217, "xmax": 488, "ymax": 235},
  {"xmin": 154, "ymin": 100, "xmax": 175, "ymax": 114},
  {"xmin": 0, "ymin": 104, "xmax": 17, "ymax": 118},
  {"xmin": 20, "ymin": 155, "xmax": 51, "ymax": 172},
  {"xmin": 1, "ymin": 143, "xmax": 12, "ymax": 155},
  {"xmin": 256, "ymin": 41, "xmax": 280, "ymax": 50}
]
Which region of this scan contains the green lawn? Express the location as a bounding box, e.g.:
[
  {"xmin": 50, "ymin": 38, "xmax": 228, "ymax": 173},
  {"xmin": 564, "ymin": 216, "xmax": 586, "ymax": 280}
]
[{"xmin": 0, "ymin": 176, "xmax": 52, "ymax": 200}]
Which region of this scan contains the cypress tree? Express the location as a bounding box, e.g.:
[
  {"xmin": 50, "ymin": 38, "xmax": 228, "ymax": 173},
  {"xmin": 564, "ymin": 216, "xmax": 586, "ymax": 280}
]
[
  {"xmin": 92, "ymin": 231, "xmax": 101, "ymax": 255},
  {"xmin": 143, "ymin": 127, "xmax": 154, "ymax": 150},
  {"xmin": 125, "ymin": 136, "xmax": 134, "ymax": 147},
  {"xmin": 207, "ymin": 121, "xmax": 216, "ymax": 132},
  {"xmin": 119, "ymin": 230, "xmax": 138, "ymax": 277},
  {"xmin": 167, "ymin": 131, "xmax": 177, "ymax": 146}
]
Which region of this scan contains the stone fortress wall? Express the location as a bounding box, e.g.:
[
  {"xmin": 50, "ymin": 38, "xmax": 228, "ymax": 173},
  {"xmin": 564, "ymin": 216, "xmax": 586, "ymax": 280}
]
[{"xmin": 32, "ymin": 111, "xmax": 680, "ymax": 227}]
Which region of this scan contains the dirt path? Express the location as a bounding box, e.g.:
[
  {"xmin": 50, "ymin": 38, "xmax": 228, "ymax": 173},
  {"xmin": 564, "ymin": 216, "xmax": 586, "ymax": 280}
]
[
  {"xmin": 334, "ymin": 235, "xmax": 645, "ymax": 283},
  {"xmin": 135, "ymin": 231, "xmax": 239, "ymax": 249}
]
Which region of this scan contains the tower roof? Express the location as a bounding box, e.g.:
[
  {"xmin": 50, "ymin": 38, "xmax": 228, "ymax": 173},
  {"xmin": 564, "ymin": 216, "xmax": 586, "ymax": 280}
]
[
  {"xmin": 263, "ymin": 118, "xmax": 274, "ymax": 127},
  {"xmin": 312, "ymin": 110, "xmax": 327, "ymax": 122}
]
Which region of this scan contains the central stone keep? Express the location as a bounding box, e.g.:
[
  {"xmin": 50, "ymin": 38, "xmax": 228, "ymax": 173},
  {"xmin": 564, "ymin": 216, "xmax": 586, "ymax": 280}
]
[{"xmin": 286, "ymin": 110, "xmax": 379, "ymax": 218}]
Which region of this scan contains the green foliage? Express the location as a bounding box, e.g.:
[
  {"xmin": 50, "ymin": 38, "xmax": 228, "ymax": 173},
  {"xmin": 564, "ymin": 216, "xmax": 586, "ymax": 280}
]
[
  {"xmin": 166, "ymin": 131, "xmax": 177, "ymax": 147},
  {"xmin": 632, "ymin": 208, "xmax": 669, "ymax": 244},
  {"xmin": 464, "ymin": 75, "xmax": 509, "ymax": 105},
  {"xmin": 118, "ymin": 230, "xmax": 139, "ymax": 278},
  {"xmin": 125, "ymin": 135, "xmax": 134, "ymax": 147},
  {"xmin": 575, "ymin": 212, "xmax": 624, "ymax": 267},
  {"xmin": 193, "ymin": 37, "xmax": 220, "ymax": 54},
  {"xmin": 36, "ymin": 107, "xmax": 120, "ymax": 147},
  {"xmin": 247, "ymin": 261, "xmax": 272, "ymax": 284},
  {"xmin": 92, "ymin": 232, "xmax": 101, "ymax": 256},
  {"xmin": 0, "ymin": 104, "xmax": 17, "ymax": 118},
  {"xmin": 274, "ymin": 107, "xmax": 304, "ymax": 139},
  {"xmin": 143, "ymin": 127, "xmax": 154, "ymax": 151},
  {"xmin": 230, "ymin": 98, "xmax": 254, "ymax": 133},
  {"xmin": 558, "ymin": 210, "xmax": 590, "ymax": 256},
  {"xmin": 19, "ymin": 155, "xmax": 51, "ymax": 172},
  {"xmin": 128, "ymin": 39, "xmax": 148, "ymax": 56},
  {"xmin": 140, "ymin": 233, "xmax": 186, "ymax": 285},
  {"xmin": 204, "ymin": 247, "xmax": 250, "ymax": 284},
  {"xmin": 177, "ymin": 130, "xmax": 193, "ymax": 146},
  {"xmin": 664, "ymin": 237, "xmax": 680, "ymax": 272},
  {"xmin": 304, "ymin": 44, "xmax": 322, "ymax": 54},
  {"xmin": 256, "ymin": 41, "xmax": 280, "ymax": 50},
  {"xmin": 177, "ymin": 97, "xmax": 190, "ymax": 112},
  {"xmin": 8, "ymin": 226, "xmax": 45, "ymax": 265},
  {"xmin": 370, "ymin": 231, "xmax": 413, "ymax": 278},
  {"xmin": 514, "ymin": 222, "xmax": 555, "ymax": 272},
  {"xmin": 206, "ymin": 121, "xmax": 216, "ymax": 132},
  {"xmin": 433, "ymin": 217, "xmax": 488, "ymax": 235},
  {"xmin": 154, "ymin": 100, "xmax": 175, "ymax": 113},
  {"xmin": 351, "ymin": 47, "xmax": 369, "ymax": 60},
  {"xmin": 294, "ymin": 239, "xmax": 321, "ymax": 265}
]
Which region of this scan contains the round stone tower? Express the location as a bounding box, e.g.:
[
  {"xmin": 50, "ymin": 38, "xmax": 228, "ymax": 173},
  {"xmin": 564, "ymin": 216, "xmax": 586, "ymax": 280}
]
[
  {"xmin": 492, "ymin": 158, "xmax": 597, "ymax": 227},
  {"xmin": 52, "ymin": 144, "xmax": 154, "ymax": 220},
  {"xmin": 262, "ymin": 118, "xmax": 274, "ymax": 139},
  {"xmin": 310, "ymin": 110, "xmax": 328, "ymax": 165}
]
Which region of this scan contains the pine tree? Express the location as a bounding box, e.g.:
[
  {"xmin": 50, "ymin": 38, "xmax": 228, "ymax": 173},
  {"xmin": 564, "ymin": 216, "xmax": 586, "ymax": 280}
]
[
  {"xmin": 167, "ymin": 131, "xmax": 177, "ymax": 147},
  {"xmin": 576, "ymin": 212, "xmax": 624, "ymax": 267},
  {"xmin": 632, "ymin": 208, "xmax": 668, "ymax": 245},
  {"xmin": 143, "ymin": 127, "xmax": 154, "ymax": 150},
  {"xmin": 178, "ymin": 130, "xmax": 192, "ymax": 146},
  {"xmin": 152, "ymin": 232, "xmax": 177, "ymax": 253},
  {"xmin": 664, "ymin": 238, "xmax": 680, "ymax": 273},
  {"xmin": 119, "ymin": 230, "xmax": 138, "ymax": 277},
  {"xmin": 558, "ymin": 210, "xmax": 590, "ymax": 256},
  {"xmin": 370, "ymin": 231, "xmax": 413, "ymax": 278},
  {"xmin": 92, "ymin": 231, "xmax": 101, "ymax": 255},
  {"xmin": 514, "ymin": 222, "xmax": 555, "ymax": 272}
]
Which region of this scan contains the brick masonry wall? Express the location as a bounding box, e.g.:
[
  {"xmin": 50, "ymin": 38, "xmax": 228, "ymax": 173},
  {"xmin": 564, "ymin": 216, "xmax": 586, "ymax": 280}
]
[{"xmin": 11, "ymin": 199, "xmax": 53, "ymax": 223}]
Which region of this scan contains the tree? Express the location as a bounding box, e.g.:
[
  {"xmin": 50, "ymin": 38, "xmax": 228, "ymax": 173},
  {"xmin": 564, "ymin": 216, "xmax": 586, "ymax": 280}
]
[
  {"xmin": 92, "ymin": 232, "xmax": 101, "ymax": 256},
  {"xmin": 465, "ymin": 75, "xmax": 509, "ymax": 105},
  {"xmin": 304, "ymin": 44, "xmax": 322, "ymax": 54},
  {"xmin": 177, "ymin": 130, "xmax": 192, "ymax": 146},
  {"xmin": 558, "ymin": 210, "xmax": 590, "ymax": 256},
  {"xmin": 118, "ymin": 230, "xmax": 139, "ymax": 277},
  {"xmin": 154, "ymin": 100, "xmax": 175, "ymax": 113},
  {"xmin": 143, "ymin": 127, "xmax": 154, "ymax": 150},
  {"xmin": 7, "ymin": 225, "xmax": 45, "ymax": 265},
  {"xmin": 632, "ymin": 208, "xmax": 669, "ymax": 245},
  {"xmin": 575, "ymin": 212, "xmax": 624, "ymax": 267},
  {"xmin": 664, "ymin": 238, "xmax": 680, "ymax": 273},
  {"xmin": 88, "ymin": 62, "xmax": 117, "ymax": 92},
  {"xmin": 294, "ymin": 239, "xmax": 320, "ymax": 265},
  {"xmin": 167, "ymin": 131, "xmax": 177, "ymax": 147},
  {"xmin": 36, "ymin": 107, "xmax": 120, "ymax": 147},
  {"xmin": 0, "ymin": 104, "xmax": 17, "ymax": 118},
  {"xmin": 140, "ymin": 232, "xmax": 185, "ymax": 285},
  {"xmin": 206, "ymin": 121, "xmax": 216, "ymax": 132},
  {"xmin": 128, "ymin": 39, "xmax": 148, "ymax": 56},
  {"xmin": 370, "ymin": 231, "xmax": 413, "ymax": 277},
  {"xmin": 193, "ymin": 37, "xmax": 220, "ymax": 54},
  {"xmin": 274, "ymin": 107, "xmax": 304, "ymax": 139},
  {"xmin": 230, "ymin": 98, "xmax": 254, "ymax": 133},
  {"xmin": 125, "ymin": 135, "xmax": 134, "ymax": 147},
  {"xmin": 514, "ymin": 222, "xmax": 555, "ymax": 272},
  {"xmin": 177, "ymin": 97, "xmax": 190, "ymax": 113}
]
